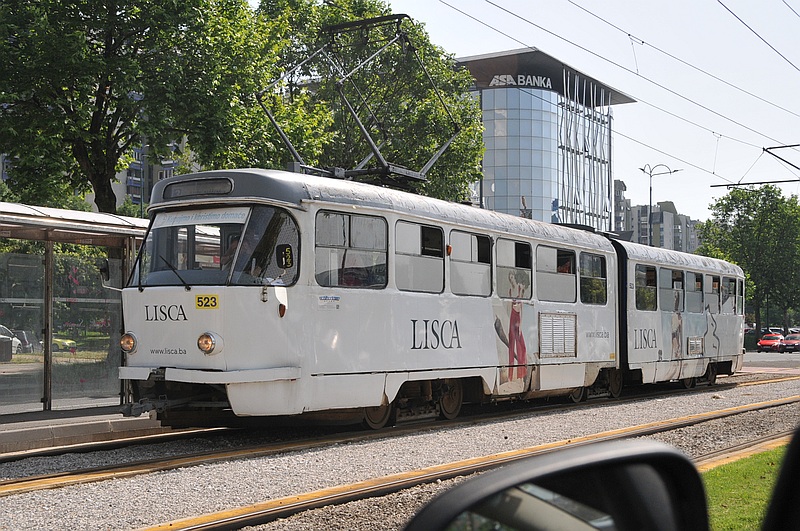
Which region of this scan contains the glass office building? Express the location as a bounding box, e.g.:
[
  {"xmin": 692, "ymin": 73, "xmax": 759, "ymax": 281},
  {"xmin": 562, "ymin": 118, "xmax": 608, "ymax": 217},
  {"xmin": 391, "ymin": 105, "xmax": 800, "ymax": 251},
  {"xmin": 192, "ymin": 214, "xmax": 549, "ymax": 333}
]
[{"xmin": 458, "ymin": 49, "xmax": 634, "ymax": 231}]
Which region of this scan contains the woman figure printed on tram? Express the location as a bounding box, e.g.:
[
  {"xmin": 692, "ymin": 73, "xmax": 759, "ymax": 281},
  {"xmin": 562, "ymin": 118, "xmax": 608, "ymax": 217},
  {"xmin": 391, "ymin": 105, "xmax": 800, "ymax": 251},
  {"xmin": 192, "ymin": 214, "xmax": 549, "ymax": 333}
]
[{"xmin": 507, "ymin": 270, "xmax": 530, "ymax": 381}]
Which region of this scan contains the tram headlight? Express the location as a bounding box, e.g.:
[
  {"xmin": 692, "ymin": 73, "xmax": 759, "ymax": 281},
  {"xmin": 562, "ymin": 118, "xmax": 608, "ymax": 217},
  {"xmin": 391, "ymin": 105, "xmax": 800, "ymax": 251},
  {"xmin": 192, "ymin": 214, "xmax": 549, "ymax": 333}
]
[
  {"xmin": 120, "ymin": 333, "xmax": 137, "ymax": 354},
  {"xmin": 197, "ymin": 332, "xmax": 223, "ymax": 356}
]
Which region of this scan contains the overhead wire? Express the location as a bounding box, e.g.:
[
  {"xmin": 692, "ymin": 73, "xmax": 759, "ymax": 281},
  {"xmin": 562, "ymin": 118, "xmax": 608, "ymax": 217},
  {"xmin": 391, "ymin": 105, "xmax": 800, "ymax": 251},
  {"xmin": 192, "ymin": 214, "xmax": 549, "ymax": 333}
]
[
  {"xmin": 435, "ymin": 0, "xmax": 741, "ymax": 184},
  {"xmin": 567, "ymin": 0, "xmax": 800, "ymax": 122},
  {"xmin": 479, "ymin": 0, "xmax": 792, "ymax": 148},
  {"xmin": 717, "ymin": 0, "xmax": 800, "ymax": 74},
  {"xmin": 435, "ymin": 0, "xmax": 796, "ymax": 186}
]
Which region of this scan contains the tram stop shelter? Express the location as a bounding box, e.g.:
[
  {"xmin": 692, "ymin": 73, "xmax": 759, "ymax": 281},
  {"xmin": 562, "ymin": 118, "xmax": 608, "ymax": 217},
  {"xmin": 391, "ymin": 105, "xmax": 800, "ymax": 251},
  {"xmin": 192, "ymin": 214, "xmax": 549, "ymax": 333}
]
[{"xmin": 0, "ymin": 202, "xmax": 147, "ymax": 415}]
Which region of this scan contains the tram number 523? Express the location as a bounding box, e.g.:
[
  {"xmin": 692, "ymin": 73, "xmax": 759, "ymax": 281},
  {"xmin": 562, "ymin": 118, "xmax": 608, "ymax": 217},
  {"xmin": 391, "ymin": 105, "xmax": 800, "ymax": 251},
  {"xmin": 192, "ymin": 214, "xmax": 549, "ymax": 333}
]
[{"xmin": 195, "ymin": 295, "xmax": 219, "ymax": 310}]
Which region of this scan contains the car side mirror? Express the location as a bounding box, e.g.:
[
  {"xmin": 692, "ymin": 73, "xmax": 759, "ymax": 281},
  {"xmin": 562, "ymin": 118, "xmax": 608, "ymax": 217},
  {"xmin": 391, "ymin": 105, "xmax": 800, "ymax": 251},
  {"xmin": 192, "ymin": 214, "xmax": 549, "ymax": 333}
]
[
  {"xmin": 762, "ymin": 425, "xmax": 800, "ymax": 531},
  {"xmin": 404, "ymin": 439, "xmax": 709, "ymax": 531}
]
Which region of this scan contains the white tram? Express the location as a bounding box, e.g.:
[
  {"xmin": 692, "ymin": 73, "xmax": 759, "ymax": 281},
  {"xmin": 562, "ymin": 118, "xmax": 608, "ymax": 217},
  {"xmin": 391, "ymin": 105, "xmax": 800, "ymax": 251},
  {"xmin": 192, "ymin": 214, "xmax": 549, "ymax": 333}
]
[{"xmin": 118, "ymin": 169, "xmax": 745, "ymax": 427}]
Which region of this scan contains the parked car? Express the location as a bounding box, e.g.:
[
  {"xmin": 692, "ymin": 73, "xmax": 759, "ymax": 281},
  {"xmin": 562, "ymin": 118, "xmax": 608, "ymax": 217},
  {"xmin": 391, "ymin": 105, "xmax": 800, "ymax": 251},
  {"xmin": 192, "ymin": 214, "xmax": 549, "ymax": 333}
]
[
  {"xmin": 51, "ymin": 337, "xmax": 77, "ymax": 353},
  {"xmin": 0, "ymin": 324, "xmax": 22, "ymax": 355},
  {"xmin": 12, "ymin": 330, "xmax": 38, "ymax": 354},
  {"xmin": 780, "ymin": 334, "xmax": 800, "ymax": 353},
  {"xmin": 757, "ymin": 334, "xmax": 784, "ymax": 352}
]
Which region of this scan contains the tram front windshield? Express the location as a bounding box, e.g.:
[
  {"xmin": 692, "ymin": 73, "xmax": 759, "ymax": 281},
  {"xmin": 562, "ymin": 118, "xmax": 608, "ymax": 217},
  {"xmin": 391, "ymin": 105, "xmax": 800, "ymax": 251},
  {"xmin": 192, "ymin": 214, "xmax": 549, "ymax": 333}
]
[{"xmin": 131, "ymin": 206, "xmax": 299, "ymax": 287}]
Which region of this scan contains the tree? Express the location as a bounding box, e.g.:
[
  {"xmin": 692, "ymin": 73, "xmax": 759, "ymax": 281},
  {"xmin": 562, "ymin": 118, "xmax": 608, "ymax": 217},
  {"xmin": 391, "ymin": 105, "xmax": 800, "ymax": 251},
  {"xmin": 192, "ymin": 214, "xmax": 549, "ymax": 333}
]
[
  {"xmin": 0, "ymin": 0, "xmax": 284, "ymax": 212},
  {"xmin": 697, "ymin": 185, "xmax": 800, "ymax": 333},
  {"xmin": 256, "ymin": 0, "xmax": 484, "ymax": 202}
]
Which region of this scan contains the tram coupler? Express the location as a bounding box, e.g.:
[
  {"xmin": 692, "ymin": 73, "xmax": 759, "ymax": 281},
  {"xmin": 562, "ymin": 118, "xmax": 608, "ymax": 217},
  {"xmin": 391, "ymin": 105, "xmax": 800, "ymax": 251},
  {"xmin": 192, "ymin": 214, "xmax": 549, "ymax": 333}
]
[{"xmin": 121, "ymin": 400, "xmax": 157, "ymax": 418}]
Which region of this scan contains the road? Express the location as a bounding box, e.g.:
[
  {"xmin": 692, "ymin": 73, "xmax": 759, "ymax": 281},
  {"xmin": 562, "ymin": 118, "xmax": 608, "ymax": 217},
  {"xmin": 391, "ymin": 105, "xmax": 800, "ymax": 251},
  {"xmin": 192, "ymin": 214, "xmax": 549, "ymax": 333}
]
[{"xmin": 743, "ymin": 350, "xmax": 800, "ymax": 374}]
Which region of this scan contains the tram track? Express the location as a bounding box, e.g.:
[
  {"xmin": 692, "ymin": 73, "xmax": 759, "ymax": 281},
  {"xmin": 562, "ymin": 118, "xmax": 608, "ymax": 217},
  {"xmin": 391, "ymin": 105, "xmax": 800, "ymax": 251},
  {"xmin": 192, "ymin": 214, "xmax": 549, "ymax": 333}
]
[
  {"xmin": 1, "ymin": 373, "xmax": 794, "ymax": 468},
  {"xmin": 0, "ymin": 374, "xmax": 797, "ymax": 530},
  {"xmin": 0, "ymin": 375, "xmax": 797, "ymax": 497},
  {"xmin": 0, "ymin": 389, "xmax": 797, "ymax": 500},
  {"xmin": 140, "ymin": 399, "xmax": 800, "ymax": 531}
]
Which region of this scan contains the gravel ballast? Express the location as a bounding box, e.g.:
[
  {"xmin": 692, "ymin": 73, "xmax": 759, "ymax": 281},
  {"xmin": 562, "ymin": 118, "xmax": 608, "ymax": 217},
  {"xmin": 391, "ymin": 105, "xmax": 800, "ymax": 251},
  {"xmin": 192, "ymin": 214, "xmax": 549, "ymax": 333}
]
[{"xmin": 0, "ymin": 376, "xmax": 798, "ymax": 530}]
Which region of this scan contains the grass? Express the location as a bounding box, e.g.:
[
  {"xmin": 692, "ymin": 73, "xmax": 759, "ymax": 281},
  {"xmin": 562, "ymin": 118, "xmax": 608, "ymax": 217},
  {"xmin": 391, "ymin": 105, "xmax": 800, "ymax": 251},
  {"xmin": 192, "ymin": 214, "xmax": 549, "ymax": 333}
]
[{"xmin": 704, "ymin": 446, "xmax": 786, "ymax": 531}]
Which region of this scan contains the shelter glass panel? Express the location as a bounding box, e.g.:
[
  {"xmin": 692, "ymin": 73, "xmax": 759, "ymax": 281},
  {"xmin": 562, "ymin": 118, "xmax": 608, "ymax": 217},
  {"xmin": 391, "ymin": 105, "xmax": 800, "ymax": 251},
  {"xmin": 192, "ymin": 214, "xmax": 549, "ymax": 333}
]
[
  {"xmin": 0, "ymin": 252, "xmax": 45, "ymax": 413},
  {"xmin": 51, "ymin": 253, "xmax": 123, "ymax": 409}
]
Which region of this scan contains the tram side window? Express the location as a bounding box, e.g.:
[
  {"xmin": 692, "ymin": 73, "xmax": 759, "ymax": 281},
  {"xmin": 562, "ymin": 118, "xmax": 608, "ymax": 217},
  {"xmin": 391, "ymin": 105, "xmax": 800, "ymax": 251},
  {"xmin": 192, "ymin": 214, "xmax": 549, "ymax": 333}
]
[
  {"xmin": 315, "ymin": 211, "xmax": 387, "ymax": 289},
  {"xmin": 635, "ymin": 264, "xmax": 657, "ymax": 311},
  {"xmin": 579, "ymin": 253, "xmax": 607, "ymax": 305},
  {"xmin": 536, "ymin": 246, "xmax": 576, "ymax": 303},
  {"xmin": 737, "ymin": 279, "xmax": 745, "ymax": 315},
  {"xmin": 721, "ymin": 277, "xmax": 737, "ymax": 314},
  {"xmin": 395, "ymin": 221, "xmax": 444, "ymax": 293},
  {"xmin": 659, "ymin": 268, "xmax": 684, "ymax": 312},
  {"xmin": 685, "ymin": 272, "xmax": 704, "ymax": 313},
  {"xmin": 449, "ymin": 230, "xmax": 492, "ymax": 296},
  {"xmin": 497, "ymin": 239, "xmax": 532, "ymax": 300},
  {"xmin": 705, "ymin": 275, "xmax": 720, "ymax": 313}
]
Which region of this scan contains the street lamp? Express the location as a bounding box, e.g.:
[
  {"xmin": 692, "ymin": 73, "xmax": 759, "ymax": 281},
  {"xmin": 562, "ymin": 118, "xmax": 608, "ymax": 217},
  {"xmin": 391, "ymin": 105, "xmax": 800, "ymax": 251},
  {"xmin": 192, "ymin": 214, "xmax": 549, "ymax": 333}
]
[{"xmin": 639, "ymin": 164, "xmax": 682, "ymax": 246}]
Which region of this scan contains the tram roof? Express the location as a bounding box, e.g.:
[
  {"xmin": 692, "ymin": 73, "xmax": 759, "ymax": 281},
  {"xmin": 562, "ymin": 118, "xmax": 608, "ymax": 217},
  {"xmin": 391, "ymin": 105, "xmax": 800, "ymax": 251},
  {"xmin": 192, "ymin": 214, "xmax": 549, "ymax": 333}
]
[
  {"xmin": 152, "ymin": 168, "xmax": 615, "ymax": 251},
  {"xmin": 0, "ymin": 202, "xmax": 147, "ymax": 247},
  {"xmin": 613, "ymin": 239, "xmax": 744, "ymax": 276}
]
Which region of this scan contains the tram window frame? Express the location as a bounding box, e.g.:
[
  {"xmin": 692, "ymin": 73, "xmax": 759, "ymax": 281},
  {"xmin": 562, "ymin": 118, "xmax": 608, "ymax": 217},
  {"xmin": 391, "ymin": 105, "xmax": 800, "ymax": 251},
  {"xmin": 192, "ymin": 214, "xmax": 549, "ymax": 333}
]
[
  {"xmin": 721, "ymin": 276, "xmax": 737, "ymax": 314},
  {"xmin": 395, "ymin": 221, "xmax": 444, "ymax": 293},
  {"xmin": 314, "ymin": 210, "xmax": 388, "ymax": 289},
  {"xmin": 705, "ymin": 274, "xmax": 721, "ymax": 314},
  {"xmin": 579, "ymin": 252, "xmax": 607, "ymax": 305},
  {"xmin": 497, "ymin": 239, "xmax": 532, "ymax": 300},
  {"xmin": 635, "ymin": 264, "xmax": 658, "ymax": 311},
  {"xmin": 449, "ymin": 230, "xmax": 492, "ymax": 297},
  {"xmin": 737, "ymin": 279, "xmax": 745, "ymax": 315},
  {"xmin": 536, "ymin": 246, "xmax": 576, "ymax": 303},
  {"xmin": 685, "ymin": 272, "xmax": 704, "ymax": 313},
  {"xmin": 659, "ymin": 268, "xmax": 684, "ymax": 312}
]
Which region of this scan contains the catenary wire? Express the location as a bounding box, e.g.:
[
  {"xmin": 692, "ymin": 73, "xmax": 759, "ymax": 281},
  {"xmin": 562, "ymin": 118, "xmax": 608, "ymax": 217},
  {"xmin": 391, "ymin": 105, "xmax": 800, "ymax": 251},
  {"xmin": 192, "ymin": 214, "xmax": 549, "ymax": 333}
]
[
  {"xmin": 717, "ymin": 0, "xmax": 800, "ymax": 73},
  {"xmin": 434, "ymin": 0, "xmax": 756, "ymax": 185},
  {"xmin": 477, "ymin": 0, "xmax": 793, "ymax": 148},
  {"xmin": 567, "ymin": 0, "xmax": 800, "ymax": 122}
]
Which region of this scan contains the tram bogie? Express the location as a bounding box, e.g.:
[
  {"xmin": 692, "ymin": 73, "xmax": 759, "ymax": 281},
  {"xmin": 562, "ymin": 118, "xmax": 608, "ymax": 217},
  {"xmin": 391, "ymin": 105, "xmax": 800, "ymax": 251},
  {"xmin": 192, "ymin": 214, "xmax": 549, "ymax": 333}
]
[{"xmin": 118, "ymin": 169, "xmax": 745, "ymax": 428}]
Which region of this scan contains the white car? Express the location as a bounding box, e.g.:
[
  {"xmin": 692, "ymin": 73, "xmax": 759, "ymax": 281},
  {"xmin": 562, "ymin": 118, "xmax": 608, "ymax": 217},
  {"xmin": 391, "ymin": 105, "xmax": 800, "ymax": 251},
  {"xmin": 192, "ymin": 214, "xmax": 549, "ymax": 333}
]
[{"xmin": 0, "ymin": 324, "xmax": 22, "ymax": 354}]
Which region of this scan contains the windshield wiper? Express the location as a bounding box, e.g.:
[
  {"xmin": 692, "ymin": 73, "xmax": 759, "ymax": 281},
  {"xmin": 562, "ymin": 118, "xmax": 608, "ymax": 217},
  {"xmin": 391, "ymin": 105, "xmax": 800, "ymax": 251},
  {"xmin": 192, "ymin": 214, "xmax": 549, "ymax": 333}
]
[{"xmin": 160, "ymin": 255, "xmax": 192, "ymax": 291}]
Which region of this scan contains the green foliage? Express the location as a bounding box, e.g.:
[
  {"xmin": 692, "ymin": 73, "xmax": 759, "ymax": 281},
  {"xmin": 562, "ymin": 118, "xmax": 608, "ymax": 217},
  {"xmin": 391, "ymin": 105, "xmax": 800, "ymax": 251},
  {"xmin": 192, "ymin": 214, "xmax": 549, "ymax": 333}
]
[
  {"xmin": 1, "ymin": 0, "xmax": 482, "ymax": 211},
  {"xmin": 704, "ymin": 446, "xmax": 785, "ymax": 531},
  {"xmin": 0, "ymin": 0, "xmax": 283, "ymax": 212},
  {"xmin": 116, "ymin": 196, "xmax": 146, "ymax": 218},
  {"xmin": 698, "ymin": 186, "xmax": 800, "ymax": 332},
  {"xmin": 255, "ymin": 0, "xmax": 484, "ymax": 201}
]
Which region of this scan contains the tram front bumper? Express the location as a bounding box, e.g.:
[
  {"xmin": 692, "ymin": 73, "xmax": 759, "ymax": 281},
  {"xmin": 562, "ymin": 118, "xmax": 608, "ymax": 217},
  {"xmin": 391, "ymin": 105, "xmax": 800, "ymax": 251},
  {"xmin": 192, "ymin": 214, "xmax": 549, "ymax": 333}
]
[{"xmin": 119, "ymin": 366, "xmax": 301, "ymax": 384}]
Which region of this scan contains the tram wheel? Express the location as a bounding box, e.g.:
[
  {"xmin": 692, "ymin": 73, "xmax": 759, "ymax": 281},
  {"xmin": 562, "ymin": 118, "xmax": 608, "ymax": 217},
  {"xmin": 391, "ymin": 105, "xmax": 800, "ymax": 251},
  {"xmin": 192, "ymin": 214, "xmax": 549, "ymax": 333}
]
[
  {"xmin": 607, "ymin": 369, "xmax": 623, "ymax": 398},
  {"xmin": 438, "ymin": 379, "xmax": 463, "ymax": 420},
  {"xmin": 703, "ymin": 364, "xmax": 717, "ymax": 385},
  {"xmin": 362, "ymin": 403, "xmax": 395, "ymax": 430},
  {"xmin": 681, "ymin": 377, "xmax": 697, "ymax": 389},
  {"xmin": 568, "ymin": 386, "xmax": 587, "ymax": 403}
]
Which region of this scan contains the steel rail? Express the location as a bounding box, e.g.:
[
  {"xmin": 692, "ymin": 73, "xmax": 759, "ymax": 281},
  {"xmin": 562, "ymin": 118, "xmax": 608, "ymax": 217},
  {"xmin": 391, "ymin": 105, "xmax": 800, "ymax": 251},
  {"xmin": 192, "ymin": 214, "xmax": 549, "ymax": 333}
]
[
  {"xmin": 135, "ymin": 394, "xmax": 799, "ymax": 530},
  {"xmin": 0, "ymin": 378, "xmax": 797, "ymax": 500}
]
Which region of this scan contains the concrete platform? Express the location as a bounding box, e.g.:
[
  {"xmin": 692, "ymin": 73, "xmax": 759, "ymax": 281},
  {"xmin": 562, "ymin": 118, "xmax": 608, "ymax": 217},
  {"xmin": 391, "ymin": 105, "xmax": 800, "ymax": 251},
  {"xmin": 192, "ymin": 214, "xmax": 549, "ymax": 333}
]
[{"xmin": 0, "ymin": 406, "xmax": 169, "ymax": 454}]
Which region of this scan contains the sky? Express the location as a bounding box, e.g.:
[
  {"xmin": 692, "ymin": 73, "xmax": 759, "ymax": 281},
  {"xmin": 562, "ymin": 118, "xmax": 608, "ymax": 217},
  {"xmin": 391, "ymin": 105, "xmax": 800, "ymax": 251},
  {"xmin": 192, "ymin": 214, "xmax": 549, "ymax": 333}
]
[{"xmin": 385, "ymin": 0, "xmax": 800, "ymax": 220}]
